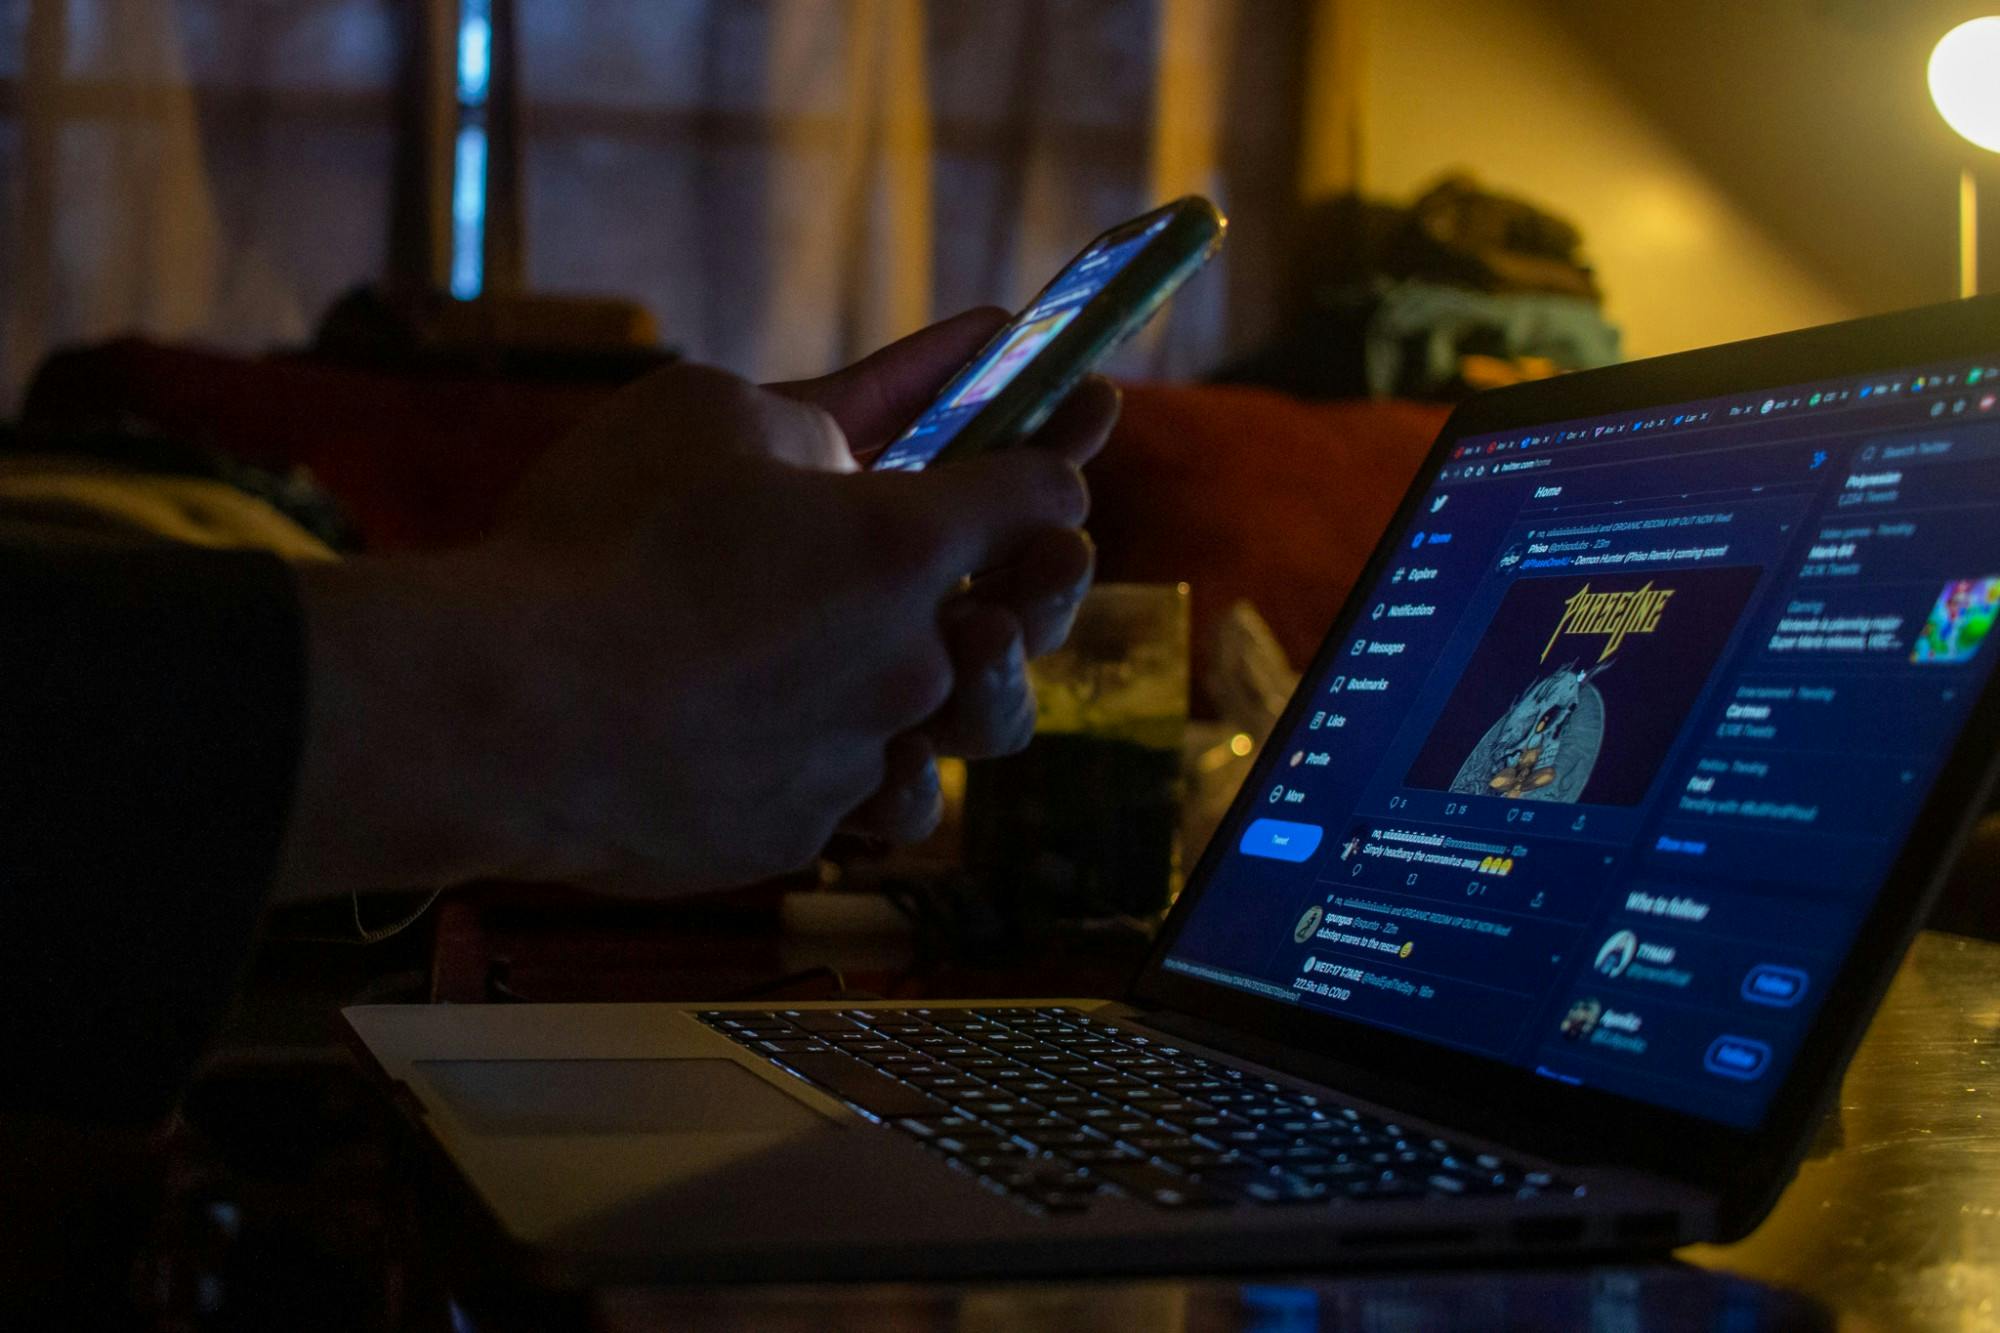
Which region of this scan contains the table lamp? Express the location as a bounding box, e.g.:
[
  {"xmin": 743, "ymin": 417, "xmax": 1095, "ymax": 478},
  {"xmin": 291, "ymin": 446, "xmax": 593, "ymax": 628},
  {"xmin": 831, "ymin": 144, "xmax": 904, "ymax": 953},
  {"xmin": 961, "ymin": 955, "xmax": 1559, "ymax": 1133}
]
[{"xmin": 1930, "ymin": 17, "xmax": 2000, "ymax": 298}]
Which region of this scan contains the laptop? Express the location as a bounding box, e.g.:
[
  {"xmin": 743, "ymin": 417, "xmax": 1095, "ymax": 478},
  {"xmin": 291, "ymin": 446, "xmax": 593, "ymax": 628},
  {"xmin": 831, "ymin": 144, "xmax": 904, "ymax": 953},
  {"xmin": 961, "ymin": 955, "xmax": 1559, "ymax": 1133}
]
[{"xmin": 347, "ymin": 294, "xmax": 2000, "ymax": 1287}]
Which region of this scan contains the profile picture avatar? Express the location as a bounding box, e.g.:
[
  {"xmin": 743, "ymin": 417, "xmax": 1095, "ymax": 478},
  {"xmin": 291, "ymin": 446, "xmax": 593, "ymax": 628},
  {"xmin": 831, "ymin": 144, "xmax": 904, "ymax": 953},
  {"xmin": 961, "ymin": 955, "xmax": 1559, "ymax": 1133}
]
[
  {"xmin": 1595, "ymin": 929, "xmax": 1639, "ymax": 978},
  {"xmin": 1561, "ymin": 997, "xmax": 1603, "ymax": 1040}
]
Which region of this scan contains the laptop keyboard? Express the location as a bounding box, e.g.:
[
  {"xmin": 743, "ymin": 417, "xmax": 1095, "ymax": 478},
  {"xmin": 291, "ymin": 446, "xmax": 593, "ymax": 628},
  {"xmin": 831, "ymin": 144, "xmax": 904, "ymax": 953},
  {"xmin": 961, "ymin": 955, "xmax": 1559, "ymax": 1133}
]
[{"xmin": 699, "ymin": 1006, "xmax": 1580, "ymax": 1216}]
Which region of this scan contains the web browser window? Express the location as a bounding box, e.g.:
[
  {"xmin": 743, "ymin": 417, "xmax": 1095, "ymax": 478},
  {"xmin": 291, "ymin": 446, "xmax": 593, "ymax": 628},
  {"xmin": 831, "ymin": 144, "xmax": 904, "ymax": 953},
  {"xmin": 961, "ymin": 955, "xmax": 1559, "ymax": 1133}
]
[{"xmin": 1164, "ymin": 363, "xmax": 2000, "ymax": 1127}]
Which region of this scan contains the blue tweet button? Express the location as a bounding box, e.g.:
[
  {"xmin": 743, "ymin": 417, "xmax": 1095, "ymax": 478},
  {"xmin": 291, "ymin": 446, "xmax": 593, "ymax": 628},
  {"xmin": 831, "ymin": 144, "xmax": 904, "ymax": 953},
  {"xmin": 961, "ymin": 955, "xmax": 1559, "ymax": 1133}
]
[
  {"xmin": 1704, "ymin": 1036, "xmax": 1771, "ymax": 1081},
  {"xmin": 1240, "ymin": 819, "xmax": 1324, "ymax": 863}
]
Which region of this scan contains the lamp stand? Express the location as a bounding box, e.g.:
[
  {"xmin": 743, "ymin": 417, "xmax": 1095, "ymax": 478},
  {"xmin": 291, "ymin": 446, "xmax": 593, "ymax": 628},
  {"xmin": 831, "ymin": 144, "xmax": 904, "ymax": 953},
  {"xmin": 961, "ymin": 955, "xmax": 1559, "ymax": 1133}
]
[{"xmin": 1963, "ymin": 168, "xmax": 1980, "ymax": 300}]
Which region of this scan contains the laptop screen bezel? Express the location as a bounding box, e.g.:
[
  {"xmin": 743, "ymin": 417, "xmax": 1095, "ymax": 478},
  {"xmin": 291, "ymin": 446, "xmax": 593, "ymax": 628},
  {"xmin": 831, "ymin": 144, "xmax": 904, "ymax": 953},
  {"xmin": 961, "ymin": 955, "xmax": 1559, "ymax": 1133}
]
[{"xmin": 1131, "ymin": 294, "xmax": 2000, "ymax": 1218}]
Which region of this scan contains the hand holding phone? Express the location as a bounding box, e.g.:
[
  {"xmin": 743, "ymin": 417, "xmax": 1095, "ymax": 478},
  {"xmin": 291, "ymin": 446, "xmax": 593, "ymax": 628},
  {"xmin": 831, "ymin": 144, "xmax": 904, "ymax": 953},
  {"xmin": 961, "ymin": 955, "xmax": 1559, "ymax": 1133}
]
[{"xmin": 871, "ymin": 196, "xmax": 1226, "ymax": 472}]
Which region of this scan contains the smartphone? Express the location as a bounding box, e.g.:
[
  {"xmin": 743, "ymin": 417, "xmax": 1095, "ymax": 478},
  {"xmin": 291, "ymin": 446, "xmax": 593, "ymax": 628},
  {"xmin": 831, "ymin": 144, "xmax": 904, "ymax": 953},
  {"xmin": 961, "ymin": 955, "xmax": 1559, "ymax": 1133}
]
[{"xmin": 870, "ymin": 196, "xmax": 1226, "ymax": 472}]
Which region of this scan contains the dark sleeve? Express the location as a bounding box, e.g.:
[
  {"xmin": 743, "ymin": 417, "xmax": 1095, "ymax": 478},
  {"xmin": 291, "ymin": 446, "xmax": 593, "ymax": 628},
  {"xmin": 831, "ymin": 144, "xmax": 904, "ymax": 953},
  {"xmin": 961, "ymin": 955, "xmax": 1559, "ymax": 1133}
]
[{"xmin": 0, "ymin": 543, "xmax": 305, "ymax": 1123}]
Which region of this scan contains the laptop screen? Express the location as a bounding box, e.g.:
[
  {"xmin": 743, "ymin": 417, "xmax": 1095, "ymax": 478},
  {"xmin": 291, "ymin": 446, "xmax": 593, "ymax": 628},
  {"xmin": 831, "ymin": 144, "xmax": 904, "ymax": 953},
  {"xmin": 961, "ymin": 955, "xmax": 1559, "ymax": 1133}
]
[{"xmin": 1162, "ymin": 356, "xmax": 2000, "ymax": 1129}]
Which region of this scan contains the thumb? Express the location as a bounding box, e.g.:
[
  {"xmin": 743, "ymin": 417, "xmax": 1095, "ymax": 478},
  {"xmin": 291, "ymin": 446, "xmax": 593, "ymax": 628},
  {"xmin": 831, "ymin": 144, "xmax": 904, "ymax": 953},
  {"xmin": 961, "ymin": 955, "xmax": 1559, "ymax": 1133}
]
[
  {"xmin": 594, "ymin": 364, "xmax": 859, "ymax": 473},
  {"xmin": 771, "ymin": 307, "xmax": 1010, "ymax": 455},
  {"xmin": 754, "ymin": 393, "xmax": 861, "ymax": 474}
]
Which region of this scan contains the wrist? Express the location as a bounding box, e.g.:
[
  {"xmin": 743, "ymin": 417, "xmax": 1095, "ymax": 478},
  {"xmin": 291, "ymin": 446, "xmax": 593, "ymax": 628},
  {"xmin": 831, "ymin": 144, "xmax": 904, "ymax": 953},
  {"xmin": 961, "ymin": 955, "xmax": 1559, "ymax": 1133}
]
[{"xmin": 273, "ymin": 553, "xmax": 544, "ymax": 900}]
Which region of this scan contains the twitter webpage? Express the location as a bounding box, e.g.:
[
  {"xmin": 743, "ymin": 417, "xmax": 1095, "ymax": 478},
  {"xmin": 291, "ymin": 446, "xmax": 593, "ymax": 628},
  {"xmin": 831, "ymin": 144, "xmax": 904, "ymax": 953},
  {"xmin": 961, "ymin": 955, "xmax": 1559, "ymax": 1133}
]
[{"xmin": 1165, "ymin": 362, "xmax": 2000, "ymax": 1127}]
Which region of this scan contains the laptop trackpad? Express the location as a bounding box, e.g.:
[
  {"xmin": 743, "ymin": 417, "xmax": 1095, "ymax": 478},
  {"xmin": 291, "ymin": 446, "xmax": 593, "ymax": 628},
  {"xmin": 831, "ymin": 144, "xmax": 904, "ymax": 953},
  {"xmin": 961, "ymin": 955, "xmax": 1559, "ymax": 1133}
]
[{"xmin": 413, "ymin": 1058, "xmax": 825, "ymax": 1136}]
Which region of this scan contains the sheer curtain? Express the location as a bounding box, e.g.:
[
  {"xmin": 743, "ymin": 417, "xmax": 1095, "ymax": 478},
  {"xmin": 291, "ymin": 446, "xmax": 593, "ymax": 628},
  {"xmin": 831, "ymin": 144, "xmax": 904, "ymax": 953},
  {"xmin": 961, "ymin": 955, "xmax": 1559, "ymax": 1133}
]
[
  {"xmin": 0, "ymin": 0, "xmax": 1361, "ymax": 409},
  {"xmin": 0, "ymin": 0, "xmax": 401, "ymax": 407}
]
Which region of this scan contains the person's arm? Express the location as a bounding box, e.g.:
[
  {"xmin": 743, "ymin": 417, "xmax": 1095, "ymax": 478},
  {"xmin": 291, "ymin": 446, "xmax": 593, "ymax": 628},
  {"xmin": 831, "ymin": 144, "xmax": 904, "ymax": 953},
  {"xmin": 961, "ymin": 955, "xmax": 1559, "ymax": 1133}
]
[
  {"xmin": 0, "ymin": 544, "xmax": 304, "ymax": 1123},
  {"xmin": 0, "ymin": 318, "xmax": 1115, "ymax": 1123},
  {"xmin": 278, "ymin": 321, "xmax": 1118, "ymax": 903}
]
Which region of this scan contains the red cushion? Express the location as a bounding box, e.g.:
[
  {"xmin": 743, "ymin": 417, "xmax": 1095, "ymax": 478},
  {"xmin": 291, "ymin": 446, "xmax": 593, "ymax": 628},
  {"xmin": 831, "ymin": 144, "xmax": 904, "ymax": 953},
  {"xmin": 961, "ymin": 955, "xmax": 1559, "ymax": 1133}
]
[
  {"xmin": 1088, "ymin": 383, "xmax": 1450, "ymax": 696},
  {"xmin": 22, "ymin": 339, "xmax": 610, "ymax": 551}
]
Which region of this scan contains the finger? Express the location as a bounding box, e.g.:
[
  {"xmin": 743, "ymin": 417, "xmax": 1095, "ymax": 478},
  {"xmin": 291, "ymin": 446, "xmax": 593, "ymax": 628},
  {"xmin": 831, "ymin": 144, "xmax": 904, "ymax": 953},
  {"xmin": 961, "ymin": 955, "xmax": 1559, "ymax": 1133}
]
[
  {"xmin": 926, "ymin": 601, "xmax": 1035, "ymax": 758},
  {"xmin": 756, "ymin": 394, "xmax": 858, "ymax": 473},
  {"xmin": 1022, "ymin": 374, "xmax": 1121, "ymax": 468},
  {"xmin": 855, "ymin": 632, "xmax": 956, "ymax": 734},
  {"xmin": 965, "ymin": 527, "xmax": 1095, "ymax": 658},
  {"xmin": 769, "ymin": 307, "xmax": 1010, "ymax": 456},
  {"xmin": 870, "ymin": 446, "xmax": 1089, "ymax": 591},
  {"xmin": 837, "ymin": 732, "xmax": 944, "ymax": 845}
]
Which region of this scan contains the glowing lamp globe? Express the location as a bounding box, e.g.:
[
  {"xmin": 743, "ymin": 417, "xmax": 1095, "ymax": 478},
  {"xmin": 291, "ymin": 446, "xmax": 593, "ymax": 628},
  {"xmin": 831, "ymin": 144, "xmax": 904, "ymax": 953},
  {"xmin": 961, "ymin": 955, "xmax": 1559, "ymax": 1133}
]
[{"xmin": 1931, "ymin": 18, "xmax": 2000, "ymax": 153}]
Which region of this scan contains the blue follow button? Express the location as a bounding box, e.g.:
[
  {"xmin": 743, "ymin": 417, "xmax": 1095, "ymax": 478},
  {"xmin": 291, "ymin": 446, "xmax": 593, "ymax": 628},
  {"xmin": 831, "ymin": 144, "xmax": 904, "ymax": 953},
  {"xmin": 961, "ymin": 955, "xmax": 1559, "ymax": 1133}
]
[
  {"xmin": 1741, "ymin": 965, "xmax": 1808, "ymax": 1007},
  {"xmin": 1240, "ymin": 819, "xmax": 1324, "ymax": 863},
  {"xmin": 1704, "ymin": 1036, "xmax": 1771, "ymax": 1080}
]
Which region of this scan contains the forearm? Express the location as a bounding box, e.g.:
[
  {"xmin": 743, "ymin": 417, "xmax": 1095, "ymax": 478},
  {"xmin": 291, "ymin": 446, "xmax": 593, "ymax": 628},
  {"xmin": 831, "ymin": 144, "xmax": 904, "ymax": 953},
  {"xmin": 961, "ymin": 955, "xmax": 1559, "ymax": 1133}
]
[{"xmin": 273, "ymin": 554, "xmax": 548, "ymax": 901}]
